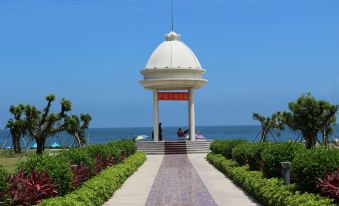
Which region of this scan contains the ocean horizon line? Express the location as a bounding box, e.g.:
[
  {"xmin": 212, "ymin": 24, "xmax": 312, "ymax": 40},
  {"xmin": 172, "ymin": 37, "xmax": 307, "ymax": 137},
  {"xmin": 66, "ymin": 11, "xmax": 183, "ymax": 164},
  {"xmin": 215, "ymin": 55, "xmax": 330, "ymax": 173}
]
[
  {"xmin": 0, "ymin": 124, "xmax": 262, "ymax": 131},
  {"xmin": 62, "ymin": 124, "xmax": 263, "ymax": 130}
]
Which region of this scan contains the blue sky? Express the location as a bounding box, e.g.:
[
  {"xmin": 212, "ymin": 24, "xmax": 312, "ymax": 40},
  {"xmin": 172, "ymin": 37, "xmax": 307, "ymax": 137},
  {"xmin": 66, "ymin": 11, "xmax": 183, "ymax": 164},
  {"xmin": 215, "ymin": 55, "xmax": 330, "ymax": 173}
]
[{"xmin": 0, "ymin": 0, "xmax": 338, "ymax": 128}]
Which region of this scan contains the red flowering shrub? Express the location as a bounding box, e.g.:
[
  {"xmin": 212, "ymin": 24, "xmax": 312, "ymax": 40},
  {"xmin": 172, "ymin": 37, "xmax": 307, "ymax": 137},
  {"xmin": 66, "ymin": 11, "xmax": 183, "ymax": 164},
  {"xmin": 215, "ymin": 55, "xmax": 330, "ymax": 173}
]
[
  {"xmin": 316, "ymin": 168, "xmax": 339, "ymax": 203},
  {"xmin": 71, "ymin": 164, "xmax": 92, "ymax": 188},
  {"xmin": 120, "ymin": 152, "xmax": 126, "ymax": 161},
  {"xmin": 94, "ymin": 155, "xmax": 117, "ymax": 173},
  {"xmin": 7, "ymin": 170, "xmax": 58, "ymax": 205},
  {"xmin": 106, "ymin": 156, "xmax": 116, "ymax": 167},
  {"xmin": 95, "ymin": 156, "xmax": 106, "ymax": 173},
  {"xmin": 4, "ymin": 140, "xmax": 136, "ymax": 204}
]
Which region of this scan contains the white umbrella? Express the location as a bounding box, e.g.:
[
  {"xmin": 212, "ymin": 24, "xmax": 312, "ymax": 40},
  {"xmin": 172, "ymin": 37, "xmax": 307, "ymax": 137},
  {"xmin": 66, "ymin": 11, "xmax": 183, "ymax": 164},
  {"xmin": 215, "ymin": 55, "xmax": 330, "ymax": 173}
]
[
  {"xmin": 195, "ymin": 134, "xmax": 206, "ymax": 139},
  {"xmin": 184, "ymin": 134, "xmax": 206, "ymax": 140}
]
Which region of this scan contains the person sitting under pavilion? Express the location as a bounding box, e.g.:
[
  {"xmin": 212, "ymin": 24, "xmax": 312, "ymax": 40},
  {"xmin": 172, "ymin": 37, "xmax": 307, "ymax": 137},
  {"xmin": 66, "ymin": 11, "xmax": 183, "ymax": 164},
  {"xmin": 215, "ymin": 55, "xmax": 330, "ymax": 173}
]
[{"xmin": 177, "ymin": 128, "xmax": 185, "ymax": 141}]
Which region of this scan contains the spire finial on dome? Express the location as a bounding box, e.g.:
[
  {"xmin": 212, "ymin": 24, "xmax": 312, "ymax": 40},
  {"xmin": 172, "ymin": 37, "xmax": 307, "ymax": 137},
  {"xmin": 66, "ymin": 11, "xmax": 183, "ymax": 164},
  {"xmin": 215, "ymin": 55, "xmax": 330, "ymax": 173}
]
[
  {"xmin": 166, "ymin": 0, "xmax": 179, "ymax": 41},
  {"xmin": 165, "ymin": 31, "xmax": 180, "ymax": 41},
  {"xmin": 171, "ymin": 0, "xmax": 174, "ymax": 31}
]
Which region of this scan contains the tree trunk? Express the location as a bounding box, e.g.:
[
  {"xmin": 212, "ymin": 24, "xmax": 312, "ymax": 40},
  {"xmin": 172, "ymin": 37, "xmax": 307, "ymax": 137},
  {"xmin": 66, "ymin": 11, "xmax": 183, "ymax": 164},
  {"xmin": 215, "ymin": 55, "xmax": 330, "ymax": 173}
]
[
  {"xmin": 261, "ymin": 126, "xmax": 268, "ymax": 142},
  {"xmin": 36, "ymin": 137, "xmax": 46, "ymax": 154},
  {"xmin": 322, "ymin": 130, "xmax": 328, "ymax": 147},
  {"xmin": 12, "ymin": 135, "xmax": 22, "ymax": 154},
  {"xmin": 262, "ymin": 127, "xmax": 270, "ymax": 142},
  {"xmin": 304, "ymin": 130, "xmax": 317, "ymax": 149},
  {"xmin": 305, "ymin": 137, "xmax": 313, "ymax": 149},
  {"xmin": 261, "ymin": 130, "xmax": 265, "ymax": 142},
  {"xmin": 74, "ymin": 133, "xmax": 82, "ymax": 147}
]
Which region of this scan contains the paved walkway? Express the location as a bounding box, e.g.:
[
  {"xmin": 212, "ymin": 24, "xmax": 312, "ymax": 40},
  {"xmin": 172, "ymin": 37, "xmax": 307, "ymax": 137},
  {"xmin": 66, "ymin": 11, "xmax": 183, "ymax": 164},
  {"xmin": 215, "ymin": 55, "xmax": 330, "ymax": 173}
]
[
  {"xmin": 145, "ymin": 155, "xmax": 217, "ymax": 206},
  {"xmin": 104, "ymin": 155, "xmax": 164, "ymax": 206},
  {"xmin": 104, "ymin": 154, "xmax": 260, "ymax": 206},
  {"xmin": 189, "ymin": 154, "xmax": 259, "ymax": 206}
]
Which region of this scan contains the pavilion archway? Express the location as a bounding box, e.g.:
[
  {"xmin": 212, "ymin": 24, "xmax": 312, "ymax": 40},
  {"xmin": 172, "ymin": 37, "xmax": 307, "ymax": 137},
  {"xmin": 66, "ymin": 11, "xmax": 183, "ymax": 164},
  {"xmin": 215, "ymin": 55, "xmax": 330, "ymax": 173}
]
[{"xmin": 139, "ymin": 31, "xmax": 207, "ymax": 142}]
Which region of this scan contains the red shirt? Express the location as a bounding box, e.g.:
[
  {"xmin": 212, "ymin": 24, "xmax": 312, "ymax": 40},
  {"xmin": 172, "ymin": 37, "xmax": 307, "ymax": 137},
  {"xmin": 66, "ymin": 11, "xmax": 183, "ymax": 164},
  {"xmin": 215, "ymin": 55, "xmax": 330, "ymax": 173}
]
[{"xmin": 177, "ymin": 131, "xmax": 185, "ymax": 137}]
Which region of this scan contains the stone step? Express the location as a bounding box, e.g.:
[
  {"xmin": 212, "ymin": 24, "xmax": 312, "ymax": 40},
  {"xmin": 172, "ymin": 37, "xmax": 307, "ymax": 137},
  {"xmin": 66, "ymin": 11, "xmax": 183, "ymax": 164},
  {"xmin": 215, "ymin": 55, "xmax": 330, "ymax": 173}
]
[
  {"xmin": 138, "ymin": 147, "xmax": 210, "ymax": 150},
  {"xmin": 137, "ymin": 144, "xmax": 211, "ymax": 147},
  {"xmin": 144, "ymin": 150, "xmax": 210, "ymax": 153},
  {"xmin": 138, "ymin": 142, "xmax": 211, "ymax": 145},
  {"xmin": 138, "ymin": 143, "xmax": 210, "ymax": 146},
  {"xmin": 136, "ymin": 141, "xmax": 211, "ymax": 155},
  {"xmin": 137, "ymin": 148, "xmax": 211, "ymax": 151},
  {"xmin": 144, "ymin": 151, "xmax": 210, "ymax": 155},
  {"xmin": 139, "ymin": 149, "xmax": 210, "ymax": 153},
  {"xmin": 137, "ymin": 143, "xmax": 211, "ymax": 146}
]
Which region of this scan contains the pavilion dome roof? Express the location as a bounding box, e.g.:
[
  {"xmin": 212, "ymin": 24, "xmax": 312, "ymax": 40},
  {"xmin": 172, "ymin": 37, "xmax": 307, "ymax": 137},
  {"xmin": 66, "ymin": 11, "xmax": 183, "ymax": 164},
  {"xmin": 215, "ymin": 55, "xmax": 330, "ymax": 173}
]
[
  {"xmin": 140, "ymin": 31, "xmax": 207, "ymax": 90},
  {"xmin": 145, "ymin": 31, "xmax": 202, "ymax": 69}
]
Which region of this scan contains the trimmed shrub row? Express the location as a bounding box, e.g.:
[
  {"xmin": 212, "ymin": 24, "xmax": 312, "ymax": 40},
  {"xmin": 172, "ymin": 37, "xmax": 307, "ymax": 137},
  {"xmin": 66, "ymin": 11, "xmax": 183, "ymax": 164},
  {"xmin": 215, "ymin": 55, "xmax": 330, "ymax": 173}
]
[
  {"xmin": 0, "ymin": 166, "xmax": 8, "ymax": 202},
  {"xmin": 37, "ymin": 151, "xmax": 146, "ymax": 206},
  {"xmin": 210, "ymin": 140, "xmax": 246, "ymax": 158},
  {"xmin": 211, "ymin": 140, "xmax": 305, "ymax": 178},
  {"xmin": 260, "ymin": 142, "xmax": 305, "ymax": 178},
  {"xmin": 292, "ymin": 148, "xmax": 339, "ymax": 193},
  {"xmin": 19, "ymin": 139, "xmax": 136, "ymax": 195},
  {"xmin": 0, "ymin": 139, "xmax": 137, "ymax": 205},
  {"xmin": 18, "ymin": 154, "xmax": 73, "ymax": 195},
  {"xmin": 232, "ymin": 142, "xmax": 267, "ymax": 171},
  {"xmin": 207, "ymin": 153, "xmax": 335, "ymax": 206},
  {"xmin": 210, "ymin": 140, "xmax": 339, "ymax": 195}
]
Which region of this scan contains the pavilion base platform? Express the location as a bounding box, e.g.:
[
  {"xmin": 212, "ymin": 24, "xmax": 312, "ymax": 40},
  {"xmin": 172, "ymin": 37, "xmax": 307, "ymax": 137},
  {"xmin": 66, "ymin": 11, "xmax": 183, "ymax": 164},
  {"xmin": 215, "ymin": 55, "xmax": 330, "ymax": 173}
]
[{"xmin": 136, "ymin": 140, "xmax": 212, "ymax": 155}]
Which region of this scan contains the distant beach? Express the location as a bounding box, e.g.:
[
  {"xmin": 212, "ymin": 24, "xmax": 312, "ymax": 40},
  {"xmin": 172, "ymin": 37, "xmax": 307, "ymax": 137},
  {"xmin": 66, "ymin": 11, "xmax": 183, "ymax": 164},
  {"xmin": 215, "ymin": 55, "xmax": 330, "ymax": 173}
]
[{"xmin": 1, "ymin": 125, "xmax": 338, "ymax": 148}]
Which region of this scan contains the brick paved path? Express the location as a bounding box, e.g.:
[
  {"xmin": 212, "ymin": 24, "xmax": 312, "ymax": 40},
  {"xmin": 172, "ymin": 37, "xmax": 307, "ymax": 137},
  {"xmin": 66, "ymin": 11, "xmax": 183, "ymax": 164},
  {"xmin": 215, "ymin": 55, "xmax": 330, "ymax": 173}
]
[{"xmin": 145, "ymin": 154, "xmax": 217, "ymax": 206}]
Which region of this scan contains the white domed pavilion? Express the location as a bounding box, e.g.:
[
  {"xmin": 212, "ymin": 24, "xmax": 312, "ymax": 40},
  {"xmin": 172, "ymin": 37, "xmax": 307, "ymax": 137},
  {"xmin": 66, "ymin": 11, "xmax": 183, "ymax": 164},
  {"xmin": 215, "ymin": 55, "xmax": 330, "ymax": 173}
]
[
  {"xmin": 141, "ymin": 31, "xmax": 207, "ymax": 90},
  {"xmin": 140, "ymin": 31, "xmax": 207, "ymax": 141}
]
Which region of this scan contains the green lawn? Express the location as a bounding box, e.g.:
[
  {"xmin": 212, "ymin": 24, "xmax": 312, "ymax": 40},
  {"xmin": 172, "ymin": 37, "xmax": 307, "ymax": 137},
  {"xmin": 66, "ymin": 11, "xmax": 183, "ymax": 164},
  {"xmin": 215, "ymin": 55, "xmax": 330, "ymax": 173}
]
[
  {"xmin": 0, "ymin": 149, "xmax": 66, "ymax": 174},
  {"xmin": 0, "ymin": 155, "xmax": 26, "ymax": 174}
]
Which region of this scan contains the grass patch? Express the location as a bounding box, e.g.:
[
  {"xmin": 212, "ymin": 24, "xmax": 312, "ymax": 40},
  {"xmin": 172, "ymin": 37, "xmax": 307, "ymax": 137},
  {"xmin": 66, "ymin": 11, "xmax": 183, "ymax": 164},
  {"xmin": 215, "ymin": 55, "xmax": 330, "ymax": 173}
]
[
  {"xmin": 0, "ymin": 149, "xmax": 64, "ymax": 174},
  {"xmin": 0, "ymin": 156, "xmax": 26, "ymax": 174}
]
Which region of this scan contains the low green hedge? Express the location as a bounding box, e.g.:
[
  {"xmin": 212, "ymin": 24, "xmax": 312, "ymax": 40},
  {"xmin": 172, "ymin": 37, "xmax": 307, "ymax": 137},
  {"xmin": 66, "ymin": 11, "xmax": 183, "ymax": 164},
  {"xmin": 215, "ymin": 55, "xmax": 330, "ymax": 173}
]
[
  {"xmin": 232, "ymin": 142, "xmax": 268, "ymax": 171},
  {"xmin": 18, "ymin": 154, "xmax": 73, "ymax": 195},
  {"xmin": 16, "ymin": 140, "xmax": 136, "ymax": 196},
  {"xmin": 38, "ymin": 151, "xmax": 146, "ymax": 206},
  {"xmin": 231, "ymin": 142, "xmax": 251, "ymax": 166},
  {"xmin": 261, "ymin": 142, "xmax": 305, "ymax": 178},
  {"xmin": 0, "ymin": 165, "xmax": 7, "ymax": 190},
  {"xmin": 0, "ymin": 140, "xmax": 137, "ymax": 205},
  {"xmin": 108, "ymin": 139, "xmax": 136, "ymax": 156},
  {"xmin": 210, "ymin": 139, "xmax": 247, "ymax": 158},
  {"xmin": 0, "ymin": 165, "xmax": 8, "ymax": 200},
  {"xmin": 292, "ymin": 148, "xmax": 339, "ymax": 193},
  {"xmin": 60, "ymin": 148, "xmax": 95, "ymax": 170},
  {"xmin": 78, "ymin": 139, "xmax": 136, "ymax": 162},
  {"xmin": 80, "ymin": 144, "xmax": 122, "ymax": 165},
  {"xmin": 210, "ymin": 140, "xmax": 229, "ymax": 154},
  {"xmin": 207, "ymin": 153, "xmax": 334, "ymax": 206},
  {"xmin": 215, "ymin": 139, "xmax": 339, "ymax": 200},
  {"xmin": 246, "ymin": 142, "xmax": 267, "ymax": 171}
]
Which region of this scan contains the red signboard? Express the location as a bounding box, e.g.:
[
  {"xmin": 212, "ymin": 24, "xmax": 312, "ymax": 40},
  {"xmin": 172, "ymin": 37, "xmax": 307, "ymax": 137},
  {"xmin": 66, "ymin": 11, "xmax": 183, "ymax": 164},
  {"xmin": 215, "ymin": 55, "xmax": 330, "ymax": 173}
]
[{"xmin": 158, "ymin": 92, "xmax": 189, "ymax": 101}]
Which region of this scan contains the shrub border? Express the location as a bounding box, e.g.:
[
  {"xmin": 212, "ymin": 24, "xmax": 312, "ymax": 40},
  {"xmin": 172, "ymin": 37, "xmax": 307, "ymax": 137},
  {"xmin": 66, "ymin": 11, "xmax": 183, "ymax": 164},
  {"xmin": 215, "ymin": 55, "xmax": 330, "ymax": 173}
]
[
  {"xmin": 38, "ymin": 151, "xmax": 146, "ymax": 206},
  {"xmin": 207, "ymin": 153, "xmax": 335, "ymax": 206}
]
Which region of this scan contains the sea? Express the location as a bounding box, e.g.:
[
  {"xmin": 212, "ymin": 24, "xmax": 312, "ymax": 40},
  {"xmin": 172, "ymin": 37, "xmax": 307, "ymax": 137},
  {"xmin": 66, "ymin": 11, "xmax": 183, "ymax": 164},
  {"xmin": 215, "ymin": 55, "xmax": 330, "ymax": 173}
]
[{"xmin": 1, "ymin": 125, "xmax": 339, "ymax": 148}]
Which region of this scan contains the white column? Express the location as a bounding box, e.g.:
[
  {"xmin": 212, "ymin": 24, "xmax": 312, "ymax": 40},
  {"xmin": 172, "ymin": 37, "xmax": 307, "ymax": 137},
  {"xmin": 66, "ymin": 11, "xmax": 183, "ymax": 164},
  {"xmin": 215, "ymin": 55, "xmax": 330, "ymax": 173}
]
[
  {"xmin": 189, "ymin": 89, "xmax": 195, "ymax": 141},
  {"xmin": 188, "ymin": 89, "xmax": 191, "ymax": 140},
  {"xmin": 153, "ymin": 89, "xmax": 159, "ymax": 141}
]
